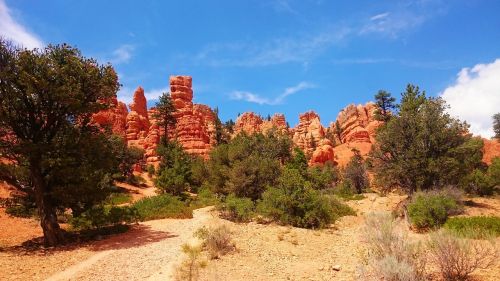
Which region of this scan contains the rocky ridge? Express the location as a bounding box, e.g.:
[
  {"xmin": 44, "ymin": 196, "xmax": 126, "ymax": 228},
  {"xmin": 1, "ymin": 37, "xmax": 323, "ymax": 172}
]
[{"xmin": 94, "ymin": 76, "xmax": 497, "ymax": 167}]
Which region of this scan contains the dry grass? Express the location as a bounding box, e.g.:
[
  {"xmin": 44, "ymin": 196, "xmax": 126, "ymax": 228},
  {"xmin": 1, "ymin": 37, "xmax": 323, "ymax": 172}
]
[
  {"xmin": 359, "ymin": 212, "xmax": 427, "ymax": 281},
  {"xmin": 428, "ymin": 230, "xmax": 498, "ymax": 281},
  {"xmin": 195, "ymin": 225, "xmax": 235, "ymax": 259}
]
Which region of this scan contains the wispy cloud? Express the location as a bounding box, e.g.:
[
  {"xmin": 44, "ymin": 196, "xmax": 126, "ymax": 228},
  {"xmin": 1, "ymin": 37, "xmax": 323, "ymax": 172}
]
[
  {"xmin": 230, "ymin": 81, "xmax": 315, "ymax": 105},
  {"xmin": 0, "ymin": 0, "xmax": 43, "ymax": 49},
  {"xmin": 270, "ymin": 0, "xmax": 298, "ymax": 15},
  {"xmin": 109, "ymin": 44, "xmax": 135, "ymax": 64},
  {"xmin": 370, "ymin": 12, "xmax": 390, "ymax": 21},
  {"xmin": 190, "ymin": 27, "xmax": 351, "ymax": 67},
  {"xmin": 360, "ymin": 1, "xmax": 445, "ymax": 38}
]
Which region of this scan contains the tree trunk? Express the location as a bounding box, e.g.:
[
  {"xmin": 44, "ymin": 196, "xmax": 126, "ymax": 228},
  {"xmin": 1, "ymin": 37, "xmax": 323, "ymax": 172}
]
[{"xmin": 30, "ymin": 158, "xmax": 64, "ymax": 247}]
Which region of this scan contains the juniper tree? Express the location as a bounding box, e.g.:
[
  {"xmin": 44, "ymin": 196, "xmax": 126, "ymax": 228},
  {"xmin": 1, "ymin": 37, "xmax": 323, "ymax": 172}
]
[
  {"xmin": 369, "ymin": 84, "xmax": 483, "ymax": 194},
  {"xmin": 493, "ymin": 113, "xmax": 500, "ymax": 139},
  {"xmin": 374, "ymin": 90, "xmax": 396, "ymax": 122},
  {"xmin": 154, "ymin": 92, "xmax": 176, "ymax": 144},
  {"xmin": 0, "ymin": 40, "xmax": 120, "ymax": 246}
]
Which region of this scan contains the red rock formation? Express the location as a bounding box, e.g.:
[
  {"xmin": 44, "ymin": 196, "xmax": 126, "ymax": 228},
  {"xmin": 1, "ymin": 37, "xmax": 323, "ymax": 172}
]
[
  {"xmin": 170, "ymin": 76, "xmax": 213, "ymax": 158},
  {"xmin": 261, "ymin": 113, "xmax": 289, "ymax": 135},
  {"xmin": 292, "ymin": 111, "xmax": 325, "ymax": 155},
  {"xmin": 482, "ymin": 138, "xmax": 500, "ymax": 165},
  {"xmin": 331, "ymin": 103, "xmax": 382, "ymax": 166},
  {"xmin": 194, "ymin": 104, "xmax": 217, "ymax": 146},
  {"xmin": 310, "ymin": 139, "xmax": 335, "ymax": 166},
  {"xmin": 234, "ymin": 112, "xmax": 264, "ymax": 135},
  {"xmin": 92, "ymin": 96, "xmax": 128, "ymax": 136},
  {"xmin": 126, "ymin": 87, "xmax": 150, "ymax": 147}
]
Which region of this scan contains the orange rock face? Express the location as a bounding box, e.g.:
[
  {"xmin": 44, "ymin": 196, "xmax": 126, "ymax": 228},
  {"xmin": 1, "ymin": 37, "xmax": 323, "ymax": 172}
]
[
  {"xmin": 261, "ymin": 114, "xmax": 289, "ymax": 135},
  {"xmin": 93, "ymin": 77, "xmax": 388, "ymax": 167},
  {"xmin": 482, "ymin": 138, "xmax": 500, "ymax": 165},
  {"xmin": 291, "ymin": 111, "xmax": 336, "ymax": 165},
  {"xmin": 170, "ymin": 75, "xmax": 213, "ymax": 158},
  {"xmin": 126, "ymin": 87, "xmax": 150, "ymax": 147},
  {"xmin": 292, "ymin": 111, "xmax": 325, "ymax": 154},
  {"xmin": 234, "ymin": 112, "xmax": 264, "ymax": 135},
  {"xmin": 92, "ymin": 97, "xmax": 128, "ymax": 136},
  {"xmin": 330, "ymin": 103, "xmax": 381, "ymax": 166}
]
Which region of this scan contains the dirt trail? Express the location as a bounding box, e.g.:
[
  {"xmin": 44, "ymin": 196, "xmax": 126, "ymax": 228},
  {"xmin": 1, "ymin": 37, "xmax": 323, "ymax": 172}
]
[{"xmin": 44, "ymin": 206, "xmax": 215, "ymax": 281}]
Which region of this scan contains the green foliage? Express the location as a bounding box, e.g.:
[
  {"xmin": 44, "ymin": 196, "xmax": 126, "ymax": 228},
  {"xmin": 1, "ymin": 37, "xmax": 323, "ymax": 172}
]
[
  {"xmin": 5, "ymin": 204, "xmax": 37, "ymax": 218},
  {"xmin": 156, "ymin": 141, "xmax": 193, "ymax": 196},
  {"xmin": 407, "ymin": 190, "xmax": 462, "ymax": 230},
  {"xmin": 207, "ymin": 133, "xmax": 290, "ymax": 200},
  {"xmin": 487, "ymin": 157, "xmax": 500, "ymax": 186},
  {"xmin": 460, "ymin": 169, "xmax": 495, "ymax": 196},
  {"xmin": 190, "ymin": 157, "xmax": 208, "ymax": 191},
  {"xmin": 189, "ymin": 185, "xmax": 220, "ymax": 208},
  {"xmin": 0, "ymin": 40, "xmax": 120, "ymax": 245},
  {"xmin": 257, "ymin": 167, "xmax": 353, "ymax": 229},
  {"xmin": 132, "ymin": 194, "xmax": 192, "ymax": 221},
  {"xmin": 286, "ymin": 147, "xmax": 308, "ymax": 172},
  {"xmin": 220, "ymin": 194, "xmax": 254, "ymax": 222},
  {"xmin": 108, "ymin": 135, "xmax": 144, "ymax": 182},
  {"xmin": 444, "ymin": 216, "xmax": 500, "ymax": 239},
  {"xmin": 153, "ymin": 92, "xmax": 176, "ymax": 142},
  {"xmin": 493, "ymin": 113, "xmax": 500, "ymax": 139},
  {"xmin": 374, "ymin": 90, "xmax": 396, "ymax": 122},
  {"xmin": 146, "ymin": 164, "xmax": 155, "ymax": 177},
  {"xmin": 332, "ymin": 180, "xmax": 365, "ymax": 200},
  {"xmin": 344, "ymin": 149, "xmax": 369, "ymax": 193},
  {"xmin": 370, "ymin": 84, "xmax": 483, "ymax": 194},
  {"xmin": 213, "ymin": 107, "xmax": 230, "ymax": 145},
  {"xmin": 69, "ymin": 205, "xmax": 139, "ymax": 230},
  {"xmin": 105, "ymin": 192, "xmax": 133, "ymax": 205},
  {"xmin": 306, "ymin": 163, "xmax": 339, "ymax": 190}
]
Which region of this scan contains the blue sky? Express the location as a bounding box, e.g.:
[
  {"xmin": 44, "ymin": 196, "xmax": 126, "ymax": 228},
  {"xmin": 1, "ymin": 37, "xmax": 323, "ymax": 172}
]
[{"xmin": 1, "ymin": 0, "xmax": 499, "ymax": 136}]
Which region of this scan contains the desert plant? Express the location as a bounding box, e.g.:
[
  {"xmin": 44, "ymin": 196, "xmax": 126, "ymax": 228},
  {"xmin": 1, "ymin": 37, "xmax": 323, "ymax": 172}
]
[
  {"xmin": 444, "ymin": 216, "xmax": 500, "ymax": 239},
  {"xmin": 219, "ymin": 194, "xmax": 254, "ymax": 222},
  {"xmin": 257, "ymin": 167, "xmax": 354, "ymax": 228},
  {"xmin": 407, "ymin": 190, "xmax": 462, "ymax": 230},
  {"xmin": 344, "ymin": 148, "xmax": 370, "ymax": 193},
  {"xmin": 428, "ymin": 230, "xmax": 498, "ymax": 281},
  {"xmin": 195, "ymin": 225, "xmax": 235, "ymax": 259},
  {"xmin": 132, "ymin": 194, "xmax": 192, "ymax": 221},
  {"xmin": 332, "ymin": 180, "xmax": 365, "ymax": 200},
  {"xmin": 460, "ymin": 169, "xmax": 495, "ymax": 196},
  {"xmin": 146, "ymin": 164, "xmax": 155, "ymax": 177},
  {"xmin": 360, "ymin": 212, "xmax": 427, "ymax": 281},
  {"xmin": 69, "ymin": 205, "xmax": 139, "ymax": 230},
  {"xmin": 105, "ymin": 192, "xmax": 133, "ymax": 205},
  {"xmin": 175, "ymin": 243, "xmax": 207, "ymax": 281},
  {"xmin": 189, "ymin": 185, "xmax": 220, "ymax": 209}
]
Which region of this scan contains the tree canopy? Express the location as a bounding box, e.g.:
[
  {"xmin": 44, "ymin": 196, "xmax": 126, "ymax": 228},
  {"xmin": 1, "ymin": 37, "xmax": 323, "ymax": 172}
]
[
  {"xmin": 0, "ymin": 40, "xmax": 120, "ymax": 246},
  {"xmin": 369, "ymin": 84, "xmax": 483, "ymax": 194}
]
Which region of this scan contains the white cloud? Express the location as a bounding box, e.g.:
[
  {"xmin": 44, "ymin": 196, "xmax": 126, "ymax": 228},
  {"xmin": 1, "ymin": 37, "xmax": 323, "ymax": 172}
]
[
  {"xmin": 109, "ymin": 44, "xmax": 134, "ymax": 64},
  {"xmin": 0, "ymin": 0, "xmax": 43, "ymax": 49},
  {"xmin": 191, "ymin": 27, "xmax": 351, "ymax": 67},
  {"xmin": 230, "ymin": 81, "xmax": 315, "ymax": 105},
  {"xmin": 440, "ymin": 59, "xmax": 500, "ymax": 138},
  {"xmin": 370, "ymin": 12, "xmax": 390, "ymax": 21}
]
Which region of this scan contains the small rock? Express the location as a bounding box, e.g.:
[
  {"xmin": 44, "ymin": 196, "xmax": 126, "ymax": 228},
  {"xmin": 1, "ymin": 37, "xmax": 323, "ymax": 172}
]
[{"xmin": 332, "ymin": 265, "xmax": 341, "ymax": 271}]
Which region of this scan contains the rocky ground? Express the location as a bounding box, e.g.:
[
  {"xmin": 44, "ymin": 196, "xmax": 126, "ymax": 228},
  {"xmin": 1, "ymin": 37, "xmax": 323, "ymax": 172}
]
[{"xmin": 0, "ymin": 181, "xmax": 499, "ymax": 281}]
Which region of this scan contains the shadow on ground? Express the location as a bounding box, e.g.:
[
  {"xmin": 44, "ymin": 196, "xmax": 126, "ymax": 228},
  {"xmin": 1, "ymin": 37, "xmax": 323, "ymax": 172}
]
[{"xmin": 0, "ymin": 224, "xmax": 177, "ymax": 255}]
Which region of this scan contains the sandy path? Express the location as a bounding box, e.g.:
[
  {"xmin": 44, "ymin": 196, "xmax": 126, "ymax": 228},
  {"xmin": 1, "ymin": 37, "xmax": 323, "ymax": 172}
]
[{"xmin": 44, "ymin": 206, "xmax": 215, "ymax": 281}]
